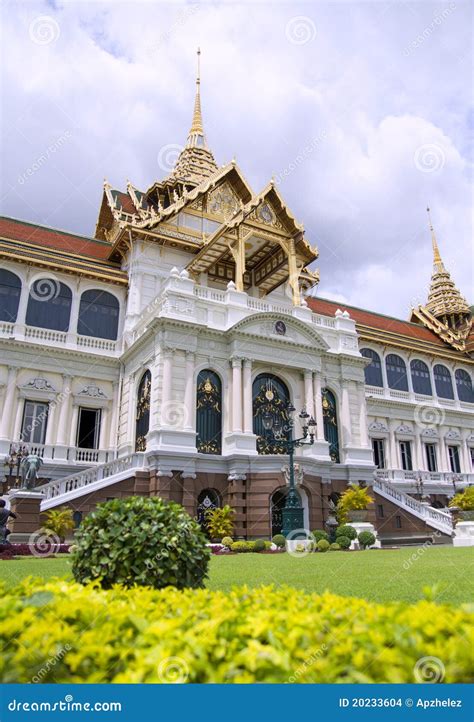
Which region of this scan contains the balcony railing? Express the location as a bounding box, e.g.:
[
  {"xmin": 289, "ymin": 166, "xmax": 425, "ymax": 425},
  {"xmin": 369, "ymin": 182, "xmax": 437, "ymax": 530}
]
[
  {"xmin": 0, "ymin": 323, "xmax": 121, "ymax": 355},
  {"xmin": 4, "ymin": 444, "xmax": 115, "ymax": 465},
  {"xmin": 376, "ymin": 468, "xmax": 473, "ymax": 485}
]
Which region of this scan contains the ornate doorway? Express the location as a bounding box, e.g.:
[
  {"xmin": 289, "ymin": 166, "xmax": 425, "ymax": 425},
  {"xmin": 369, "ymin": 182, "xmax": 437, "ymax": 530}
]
[
  {"xmin": 197, "ymin": 488, "xmax": 221, "ymax": 534},
  {"xmin": 253, "ymin": 373, "xmax": 290, "ymax": 454}
]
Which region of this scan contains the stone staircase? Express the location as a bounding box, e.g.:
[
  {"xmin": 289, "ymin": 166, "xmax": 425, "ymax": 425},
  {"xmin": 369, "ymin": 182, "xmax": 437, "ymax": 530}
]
[
  {"xmin": 373, "ymin": 476, "xmax": 454, "ymax": 537},
  {"xmin": 37, "ymin": 453, "xmax": 148, "ymax": 510}
]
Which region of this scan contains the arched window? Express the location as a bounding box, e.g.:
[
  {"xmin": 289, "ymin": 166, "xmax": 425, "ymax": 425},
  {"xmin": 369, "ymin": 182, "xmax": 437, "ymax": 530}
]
[
  {"xmin": 410, "ymin": 359, "xmax": 432, "ymax": 396},
  {"xmin": 253, "ymin": 373, "xmax": 290, "ymax": 455},
  {"xmin": 361, "ymin": 348, "xmax": 383, "ymax": 387},
  {"xmin": 385, "ymin": 354, "xmax": 408, "ymax": 391},
  {"xmin": 77, "ymin": 289, "xmax": 120, "ymax": 340},
  {"xmin": 135, "ymin": 371, "xmax": 151, "ymax": 452},
  {"xmin": 0, "ymin": 269, "xmax": 21, "ymax": 323},
  {"xmin": 455, "ymin": 369, "xmax": 474, "ymax": 403},
  {"xmin": 322, "ymin": 389, "xmax": 340, "ymax": 463},
  {"xmin": 434, "ymin": 364, "xmax": 454, "ymax": 399},
  {"xmin": 196, "ymin": 370, "xmax": 222, "ymax": 454},
  {"xmin": 26, "ymin": 278, "xmax": 72, "ymax": 332},
  {"xmin": 197, "ymin": 489, "xmax": 221, "ymax": 532}
]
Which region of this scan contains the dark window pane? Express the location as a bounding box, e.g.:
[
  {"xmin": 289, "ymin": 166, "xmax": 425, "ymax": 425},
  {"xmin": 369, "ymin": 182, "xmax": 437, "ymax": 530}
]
[
  {"xmin": 372, "ymin": 438, "xmax": 386, "ymax": 468},
  {"xmin": 26, "ymin": 279, "xmax": 72, "ymax": 331},
  {"xmin": 448, "ymin": 446, "xmax": 461, "ymax": 473},
  {"xmin": 385, "ymin": 354, "xmax": 408, "ymax": 391},
  {"xmin": 410, "ymin": 359, "xmax": 432, "ymax": 396},
  {"xmin": 77, "ymin": 408, "xmax": 101, "ymax": 449},
  {"xmin": 455, "ymin": 369, "xmax": 474, "ymax": 403},
  {"xmin": 425, "ymin": 443, "xmax": 437, "ymax": 472},
  {"xmin": 0, "ymin": 269, "xmax": 21, "ymax": 322},
  {"xmin": 400, "ymin": 441, "xmax": 413, "ymax": 471},
  {"xmin": 77, "ymin": 289, "xmax": 119, "ymax": 340},
  {"xmin": 135, "ymin": 371, "xmax": 151, "ymax": 452},
  {"xmin": 197, "ymin": 370, "xmax": 222, "ymax": 455},
  {"xmin": 253, "ymin": 373, "xmax": 291, "ymax": 456},
  {"xmin": 361, "ymin": 348, "xmax": 383, "ymax": 387},
  {"xmin": 21, "ymin": 400, "xmax": 48, "ymax": 444},
  {"xmin": 434, "ymin": 365, "xmax": 454, "ymax": 399}
]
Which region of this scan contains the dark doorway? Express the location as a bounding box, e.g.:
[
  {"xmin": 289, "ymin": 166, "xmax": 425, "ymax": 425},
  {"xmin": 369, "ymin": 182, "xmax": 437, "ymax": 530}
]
[
  {"xmin": 77, "ymin": 407, "xmax": 101, "ymax": 449},
  {"xmin": 271, "ymin": 489, "xmax": 287, "ymax": 537}
]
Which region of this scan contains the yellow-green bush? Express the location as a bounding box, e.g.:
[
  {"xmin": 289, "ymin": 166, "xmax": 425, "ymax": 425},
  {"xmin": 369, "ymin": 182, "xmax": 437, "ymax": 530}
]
[{"xmin": 0, "ymin": 579, "xmax": 473, "ymax": 683}]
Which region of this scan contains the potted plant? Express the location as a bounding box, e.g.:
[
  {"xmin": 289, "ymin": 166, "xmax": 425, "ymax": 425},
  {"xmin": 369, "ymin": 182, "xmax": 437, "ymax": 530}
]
[
  {"xmin": 43, "ymin": 507, "xmax": 75, "ymax": 543},
  {"xmin": 449, "ymin": 487, "xmax": 474, "ymax": 521},
  {"xmin": 205, "ymin": 505, "xmax": 235, "ymax": 542},
  {"xmin": 337, "ymin": 484, "xmax": 373, "ymax": 523}
]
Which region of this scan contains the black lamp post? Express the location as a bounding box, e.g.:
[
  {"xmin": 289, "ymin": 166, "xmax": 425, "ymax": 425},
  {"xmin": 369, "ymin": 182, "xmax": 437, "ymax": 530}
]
[{"xmin": 262, "ymin": 402, "xmax": 316, "ymax": 537}]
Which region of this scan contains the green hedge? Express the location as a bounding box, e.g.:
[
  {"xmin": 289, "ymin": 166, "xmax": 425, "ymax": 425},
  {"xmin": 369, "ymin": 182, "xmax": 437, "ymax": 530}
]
[{"xmin": 1, "ymin": 580, "xmax": 472, "ymax": 683}]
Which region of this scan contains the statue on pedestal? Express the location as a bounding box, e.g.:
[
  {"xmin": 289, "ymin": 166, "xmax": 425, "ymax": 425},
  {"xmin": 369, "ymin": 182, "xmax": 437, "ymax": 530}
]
[{"xmin": 19, "ymin": 454, "xmax": 43, "ymax": 490}]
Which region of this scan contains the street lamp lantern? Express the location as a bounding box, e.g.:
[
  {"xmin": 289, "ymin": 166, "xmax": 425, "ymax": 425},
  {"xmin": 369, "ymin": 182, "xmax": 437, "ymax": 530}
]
[{"xmin": 263, "ymin": 401, "xmax": 317, "ymax": 537}]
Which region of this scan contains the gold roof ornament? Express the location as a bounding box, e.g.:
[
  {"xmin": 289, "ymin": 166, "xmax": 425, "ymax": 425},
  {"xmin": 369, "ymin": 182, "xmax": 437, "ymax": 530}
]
[
  {"xmin": 410, "ymin": 207, "xmax": 472, "ymax": 350},
  {"xmin": 168, "ymin": 48, "xmax": 218, "ymax": 186}
]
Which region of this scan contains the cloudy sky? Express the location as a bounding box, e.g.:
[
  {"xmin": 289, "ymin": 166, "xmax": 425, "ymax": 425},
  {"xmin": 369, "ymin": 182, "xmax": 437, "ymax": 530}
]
[{"xmin": 1, "ymin": 0, "xmax": 472, "ymax": 318}]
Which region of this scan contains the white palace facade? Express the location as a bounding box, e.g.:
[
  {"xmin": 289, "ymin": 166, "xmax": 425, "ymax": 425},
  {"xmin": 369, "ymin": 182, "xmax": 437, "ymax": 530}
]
[{"xmin": 1, "ymin": 61, "xmax": 473, "ymax": 543}]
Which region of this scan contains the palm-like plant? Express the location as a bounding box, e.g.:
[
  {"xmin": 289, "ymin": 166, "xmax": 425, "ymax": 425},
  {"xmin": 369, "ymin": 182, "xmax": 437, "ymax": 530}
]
[
  {"xmin": 43, "ymin": 507, "xmax": 75, "ymax": 542},
  {"xmin": 205, "ymin": 505, "xmax": 235, "ymax": 541},
  {"xmin": 337, "ymin": 484, "xmax": 373, "ymax": 523}
]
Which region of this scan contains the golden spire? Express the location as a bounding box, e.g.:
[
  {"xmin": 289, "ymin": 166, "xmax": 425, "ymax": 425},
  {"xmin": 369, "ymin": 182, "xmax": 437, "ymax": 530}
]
[
  {"xmin": 427, "ymin": 206, "xmax": 443, "ymax": 267},
  {"xmin": 189, "ymin": 48, "xmax": 204, "ymax": 137}
]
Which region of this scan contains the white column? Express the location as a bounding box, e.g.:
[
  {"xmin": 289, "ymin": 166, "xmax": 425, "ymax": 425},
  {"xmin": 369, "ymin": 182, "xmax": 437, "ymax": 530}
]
[
  {"xmin": 15, "ymin": 285, "xmax": 30, "ymax": 329},
  {"xmin": 313, "ymin": 372, "xmax": 325, "ymax": 441},
  {"xmin": 358, "ymin": 381, "xmax": 369, "ymax": 446},
  {"xmin": 341, "ymin": 384, "xmax": 352, "ymax": 445},
  {"xmin": 303, "ymin": 370, "xmax": 314, "ymax": 418},
  {"xmin": 69, "ymin": 405, "xmax": 79, "ymax": 447},
  {"xmin": 460, "ymin": 437, "xmax": 472, "ymax": 473},
  {"xmin": 67, "ymin": 286, "xmax": 81, "ymax": 340},
  {"xmin": 99, "ymin": 406, "xmax": 109, "ymax": 448},
  {"xmin": 388, "ymin": 421, "xmax": 399, "ymax": 469},
  {"xmin": 108, "ymin": 381, "xmax": 119, "ymax": 449},
  {"xmin": 126, "ymin": 372, "xmax": 137, "ymax": 442},
  {"xmin": 184, "ymin": 352, "xmax": 195, "ymax": 430},
  {"xmin": 160, "ymin": 349, "xmax": 173, "ymax": 426},
  {"xmin": 56, "ymin": 375, "xmax": 72, "ymax": 446},
  {"xmin": 44, "ymin": 400, "xmax": 58, "ymax": 446},
  {"xmin": 242, "ymin": 358, "xmax": 253, "ymax": 433},
  {"xmin": 13, "ymin": 401, "xmax": 24, "ymax": 441},
  {"xmin": 231, "ymin": 357, "xmax": 242, "ymax": 433},
  {"xmin": 415, "ymin": 431, "xmax": 424, "ymax": 470},
  {"xmin": 0, "ymin": 367, "xmax": 18, "ymax": 439},
  {"xmin": 438, "ymin": 433, "xmax": 448, "ymax": 472}
]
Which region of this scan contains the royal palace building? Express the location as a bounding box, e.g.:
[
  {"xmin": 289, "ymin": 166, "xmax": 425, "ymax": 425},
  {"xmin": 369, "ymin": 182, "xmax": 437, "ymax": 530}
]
[{"xmin": 1, "ymin": 58, "xmax": 473, "ymax": 543}]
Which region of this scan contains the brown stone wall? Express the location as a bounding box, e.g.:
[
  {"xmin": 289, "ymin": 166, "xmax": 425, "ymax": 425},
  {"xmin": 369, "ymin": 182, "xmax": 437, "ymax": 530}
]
[
  {"xmin": 9, "ymin": 495, "xmax": 43, "ymax": 535},
  {"xmin": 373, "ymin": 492, "xmax": 449, "ymax": 542}
]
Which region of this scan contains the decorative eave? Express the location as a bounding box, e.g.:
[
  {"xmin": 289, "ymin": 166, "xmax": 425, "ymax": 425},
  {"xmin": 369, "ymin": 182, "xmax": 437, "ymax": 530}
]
[{"xmin": 410, "ymin": 305, "xmax": 470, "ymax": 352}]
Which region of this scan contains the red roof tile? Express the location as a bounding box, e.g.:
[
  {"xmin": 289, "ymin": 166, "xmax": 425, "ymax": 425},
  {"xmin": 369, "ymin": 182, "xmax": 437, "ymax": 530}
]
[
  {"xmin": 307, "ymin": 296, "xmax": 447, "ymax": 347},
  {"xmin": 0, "ymin": 216, "xmax": 112, "ymax": 260},
  {"xmin": 112, "ymin": 191, "xmax": 136, "ymax": 215}
]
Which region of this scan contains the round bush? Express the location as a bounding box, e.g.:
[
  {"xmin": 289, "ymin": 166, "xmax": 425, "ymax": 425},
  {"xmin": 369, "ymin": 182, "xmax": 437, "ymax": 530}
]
[
  {"xmin": 272, "ymin": 534, "xmax": 286, "ymax": 548},
  {"xmin": 337, "ymin": 535, "xmax": 351, "ymax": 550},
  {"xmin": 231, "ymin": 541, "xmax": 253, "ymax": 553},
  {"xmin": 71, "ymin": 496, "xmax": 210, "ymax": 590},
  {"xmin": 335, "ymin": 525, "xmax": 357, "ymax": 540},
  {"xmin": 312, "ymin": 529, "xmax": 329, "ymax": 543},
  {"xmin": 316, "ymin": 539, "xmax": 330, "ymax": 552},
  {"xmin": 358, "ymin": 531, "xmax": 376, "ymax": 549},
  {"xmin": 221, "ymin": 536, "xmax": 233, "ymax": 547},
  {"xmin": 253, "ymin": 539, "xmax": 265, "ymax": 552},
  {"xmin": 330, "ymin": 542, "xmax": 341, "ymax": 551}
]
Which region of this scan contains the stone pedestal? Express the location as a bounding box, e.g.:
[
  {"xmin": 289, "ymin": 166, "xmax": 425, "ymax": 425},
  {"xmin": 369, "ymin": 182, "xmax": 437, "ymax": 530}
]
[
  {"xmin": 349, "ymin": 521, "xmax": 381, "ymax": 549},
  {"xmin": 453, "ymin": 521, "xmax": 474, "ymax": 547},
  {"xmin": 7, "ymin": 490, "xmax": 44, "ymax": 543}
]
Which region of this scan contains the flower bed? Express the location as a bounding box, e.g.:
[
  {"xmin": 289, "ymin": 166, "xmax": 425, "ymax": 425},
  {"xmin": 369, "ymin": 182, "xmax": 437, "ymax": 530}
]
[
  {"xmin": 0, "ymin": 579, "xmax": 472, "ymax": 683},
  {"xmin": 0, "ymin": 543, "xmax": 70, "ymax": 560}
]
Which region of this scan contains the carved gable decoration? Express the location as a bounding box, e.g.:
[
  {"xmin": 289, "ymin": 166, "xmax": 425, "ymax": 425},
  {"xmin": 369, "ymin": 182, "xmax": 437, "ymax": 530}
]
[
  {"xmin": 229, "ymin": 314, "xmax": 328, "ymax": 351},
  {"xmin": 396, "ymin": 424, "xmax": 413, "ymax": 435},
  {"xmin": 445, "ymin": 430, "xmax": 461, "ymax": 440},
  {"xmin": 421, "ymin": 427, "xmax": 438, "ymax": 438},
  {"xmin": 369, "ymin": 421, "xmax": 388, "ymax": 433},
  {"xmin": 247, "ymin": 200, "xmax": 284, "ymax": 231},
  {"xmin": 79, "ymin": 384, "xmax": 107, "ymax": 399},
  {"xmin": 207, "ymin": 182, "xmax": 240, "ymax": 221},
  {"xmin": 23, "ymin": 378, "xmax": 55, "ymax": 392}
]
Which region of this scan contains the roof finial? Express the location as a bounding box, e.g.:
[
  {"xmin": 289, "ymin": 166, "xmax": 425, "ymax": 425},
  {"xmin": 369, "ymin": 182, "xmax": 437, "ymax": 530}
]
[
  {"xmin": 189, "ymin": 47, "xmax": 204, "ymax": 138},
  {"xmin": 427, "ymin": 206, "xmax": 442, "ymax": 266}
]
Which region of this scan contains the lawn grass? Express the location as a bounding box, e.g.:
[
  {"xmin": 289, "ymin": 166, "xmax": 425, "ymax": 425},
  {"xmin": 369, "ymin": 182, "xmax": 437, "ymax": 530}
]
[{"xmin": 0, "ymin": 546, "xmax": 472, "ymax": 604}]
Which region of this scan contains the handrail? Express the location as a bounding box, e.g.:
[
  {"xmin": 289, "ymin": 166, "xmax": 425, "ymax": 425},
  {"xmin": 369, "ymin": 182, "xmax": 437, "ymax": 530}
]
[{"xmin": 373, "ymin": 476, "xmax": 453, "ymax": 535}]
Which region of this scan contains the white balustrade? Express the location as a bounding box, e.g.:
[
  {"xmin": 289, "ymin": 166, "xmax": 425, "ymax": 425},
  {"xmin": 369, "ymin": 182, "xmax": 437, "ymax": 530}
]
[{"xmin": 373, "ymin": 476, "xmax": 453, "ymax": 536}]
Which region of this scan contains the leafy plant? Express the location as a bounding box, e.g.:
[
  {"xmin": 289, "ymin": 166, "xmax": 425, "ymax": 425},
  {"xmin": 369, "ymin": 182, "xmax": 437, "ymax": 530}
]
[
  {"xmin": 2, "ymin": 579, "xmax": 472, "ymax": 683},
  {"xmin": 230, "ymin": 541, "xmax": 254, "ymax": 553},
  {"xmin": 205, "ymin": 505, "xmax": 235, "ymax": 540},
  {"xmin": 358, "ymin": 531, "xmax": 376, "ymax": 549},
  {"xmin": 337, "ymin": 535, "xmax": 351, "ymax": 549},
  {"xmin": 71, "ymin": 496, "xmax": 210, "ymax": 590},
  {"xmin": 337, "ymin": 484, "xmax": 373, "ymax": 523},
  {"xmin": 221, "ymin": 537, "xmax": 233, "ymax": 547},
  {"xmin": 316, "ymin": 539, "xmax": 330, "ymax": 552},
  {"xmin": 449, "ymin": 487, "xmax": 474, "ymax": 511},
  {"xmin": 253, "ymin": 539, "xmax": 265, "ymax": 552},
  {"xmin": 335, "ymin": 525, "xmax": 357, "ymax": 541},
  {"xmin": 43, "ymin": 508, "xmax": 75, "ymax": 542},
  {"xmin": 271, "ymin": 534, "xmax": 286, "ymax": 548},
  {"xmin": 329, "ymin": 542, "xmax": 341, "ymax": 551},
  {"xmin": 312, "ymin": 529, "xmax": 329, "ymax": 543}
]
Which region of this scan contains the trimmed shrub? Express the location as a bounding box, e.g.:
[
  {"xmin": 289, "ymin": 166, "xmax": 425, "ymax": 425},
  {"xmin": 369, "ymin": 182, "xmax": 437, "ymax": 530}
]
[
  {"xmin": 253, "ymin": 539, "xmax": 265, "ymax": 552},
  {"xmin": 221, "ymin": 537, "xmax": 233, "ymax": 547},
  {"xmin": 271, "ymin": 534, "xmax": 286, "ymax": 548},
  {"xmin": 316, "ymin": 539, "xmax": 330, "ymax": 552},
  {"xmin": 71, "ymin": 496, "xmax": 210, "ymax": 590},
  {"xmin": 1, "ymin": 579, "xmax": 472, "ymax": 683},
  {"xmin": 330, "ymin": 543, "xmax": 341, "ymax": 551},
  {"xmin": 337, "ymin": 535, "xmax": 351, "ymax": 550},
  {"xmin": 312, "ymin": 529, "xmax": 329, "ymax": 543},
  {"xmin": 358, "ymin": 531, "xmax": 376, "ymax": 549},
  {"xmin": 230, "ymin": 541, "xmax": 254, "ymax": 553},
  {"xmin": 264, "ymin": 541, "xmax": 273, "ymax": 550},
  {"xmin": 335, "ymin": 525, "xmax": 357, "ymax": 540}
]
